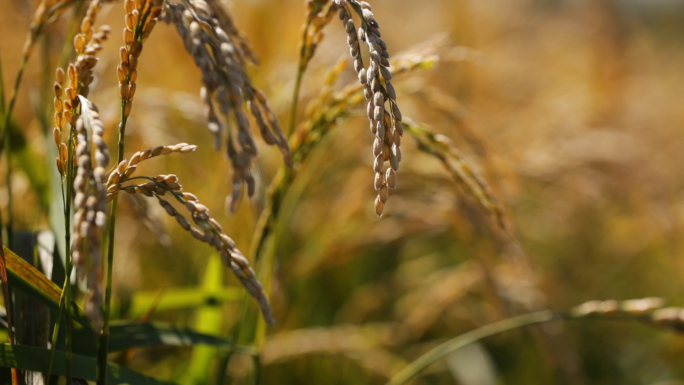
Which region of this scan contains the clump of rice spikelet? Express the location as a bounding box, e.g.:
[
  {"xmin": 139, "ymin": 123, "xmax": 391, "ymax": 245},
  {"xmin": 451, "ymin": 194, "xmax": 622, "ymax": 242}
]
[
  {"xmin": 404, "ymin": 120, "xmax": 508, "ymax": 231},
  {"xmin": 296, "ymin": 48, "xmax": 439, "ymax": 160},
  {"xmin": 569, "ymin": 297, "xmax": 684, "ymax": 332},
  {"xmin": 59, "ymin": 0, "xmax": 110, "ymax": 135},
  {"xmin": 73, "ymin": 0, "xmax": 109, "ymax": 98},
  {"xmin": 110, "ymin": 161, "xmax": 275, "ymax": 324},
  {"xmin": 118, "ymin": 0, "xmax": 163, "ymax": 118},
  {"xmin": 53, "ymin": 67, "xmax": 68, "ymax": 175},
  {"xmin": 22, "ymin": 0, "xmax": 76, "ymax": 60},
  {"xmin": 336, "ymin": 0, "xmax": 403, "ymax": 217},
  {"xmin": 298, "ymin": 0, "xmax": 339, "ymax": 73},
  {"xmin": 105, "ymin": 143, "xmax": 197, "ymax": 201},
  {"xmin": 161, "ymin": 1, "xmax": 291, "ymax": 213},
  {"xmin": 72, "ymin": 97, "xmax": 110, "ymax": 329}
]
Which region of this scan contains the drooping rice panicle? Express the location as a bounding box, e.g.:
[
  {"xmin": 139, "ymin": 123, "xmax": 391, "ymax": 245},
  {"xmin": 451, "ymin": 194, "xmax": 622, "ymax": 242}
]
[
  {"xmin": 336, "ymin": 0, "xmax": 403, "ymax": 217},
  {"xmin": 71, "ymin": 96, "xmax": 109, "ymax": 328},
  {"xmin": 404, "ymin": 120, "xmax": 508, "ymax": 231},
  {"xmin": 113, "ymin": 171, "xmax": 275, "ymax": 324},
  {"xmin": 103, "ymin": 140, "xmax": 274, "ymax": 324},
  {"xmin": 162, "ymin": 0, "xmax": 291, "ymax": 212}
]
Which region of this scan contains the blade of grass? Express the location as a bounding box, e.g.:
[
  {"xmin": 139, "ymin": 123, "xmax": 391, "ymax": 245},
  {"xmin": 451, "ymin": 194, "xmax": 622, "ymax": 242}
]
[
  {"xmin": 0, "ymin": 231, "xmax": 18, "ymax": 385},
  {"xmin": 70, "ymin": 321, "xmax": 256, "ymax": 356},
  {"xmin": 0, "ymin": 343, "xmax": 178, "ymax": 385},
  {"xmin": 385, "ymin": 311, "xmax": 558, "ymax": 385},
  {"xmin": 126, "ymin": 287, "xmax": 241, "ymax": 318},
  {"xmin": 181, "ymin": 256, "xmax": 224, "ymax": 384},
  {"xmin": 385, "ymin": 309, "xmax": 654, "ymax": 385},
  {"xmin": 3, "ymin": 246, "xmax": 92, "ymax": 329}
]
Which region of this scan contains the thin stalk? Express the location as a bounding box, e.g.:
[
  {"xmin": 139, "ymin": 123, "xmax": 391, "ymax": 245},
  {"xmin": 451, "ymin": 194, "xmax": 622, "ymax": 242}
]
[
  {"xmin": 5, "ymin": 126, "xmax": 12, "ymax": 251},
  {"xmin": 287, "ymin": 69, "xmax": 305, "ymax": 138},
  {"xmin": 384, "ymin": 310, "xmax": 653, "ymax": 385},
  {"xmin": 253, "ymin": 355, "xmax": 261, "ymax": 385},
  {"xmin": 385, "ymin": 310, "xmax": 559, "ymax": 385},
  {"xmin": 0, "ymin": 48, "xmax": 5, "ymax": 110},
  {"xmin": 0, "ymin": 0, "xmax": 74, "ymax": 156},
  {"xmin": 97, "ymin": 99, "xmax": 128, "ymax": 385},
  {"xmin": 46, "ymin": 129, "xmax": 76, "ymax": 385},
  {"xmin": 0, "ymin": 47, "xmax": 5, "ymax": 252}
]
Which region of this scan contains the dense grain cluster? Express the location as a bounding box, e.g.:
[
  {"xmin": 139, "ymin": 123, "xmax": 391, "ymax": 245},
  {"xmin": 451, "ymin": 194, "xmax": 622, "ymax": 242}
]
[
  {"xmin": 336, "ymin": 0, "xmax": 403, "ymax": 217},
  {"xmin": 48, "ymin": 0, "xmax": 113, "ymax": 327},
  {"xmin": 162, "ymin": 1, "xmax": 291, "ymax": 212},
  {"xmin": 53, "ymin": 68, "xmax": 68, "ymax": 175},
  {"xmin": 72, "ymin": 97, "xmax": 110, "ymax": 328},
  {"xmin": 118, "ymin": 0, "xmax": 163, "ymax": 118},
  {"xmin": 52, "ymin": 0, "xmax": 110, "ymax": 170}
]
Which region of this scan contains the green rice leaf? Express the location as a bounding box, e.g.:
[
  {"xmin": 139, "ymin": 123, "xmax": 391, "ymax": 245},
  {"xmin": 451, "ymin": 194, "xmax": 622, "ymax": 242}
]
[
  {"xmin": 3, "ymin": 246, "xmax": 93, "ymax": 330},
  {"xmin": 0, "ymin": 343, "xmax": 177, "ymax": 384},
  {"xmin": 71, "ymin": 321, "xmax": 256, "ymax": 356}
]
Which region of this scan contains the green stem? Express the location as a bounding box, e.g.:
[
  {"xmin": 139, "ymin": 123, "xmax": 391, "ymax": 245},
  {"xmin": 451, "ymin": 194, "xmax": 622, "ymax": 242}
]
[
  {"xmin": 0, "ymin": 50, "xmax": 27, "ymax": 251},
  {"xmin": 46, "ymin": 129, "xmax": 76, "ymax": 385},
  {"xmin": 5, "ymin": 133, "xmax": 12, "ymax": 251},
  {"xmin": 385, "ymin": 310, "xmax": 559, "ymax": 385},
  {"xmin": 286, "ymin": 18, "xmax": 313, "ymax": 138},
  {"xmin": 97, "ymin": 102, "xmax": 128, "ymax": 385},
  {"xmin": 287, "ymin": 70, "xmax": 305, "ymax": 138},
  {"xmin": 385, "ymin": 311, "xmax": 650, "ymax": 385}
]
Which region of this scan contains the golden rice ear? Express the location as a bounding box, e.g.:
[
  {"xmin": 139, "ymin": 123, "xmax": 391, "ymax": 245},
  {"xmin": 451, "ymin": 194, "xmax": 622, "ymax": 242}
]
[
  {"xmin": 118, "ymin": 0, "xmax": 163, "ymax": 118},
  {"xmin": 337, "ymin": 1, "xmax": 402, "ymax": 217},
  {"xmin": 71, "ymin": 96, "xmax": 110, "ymax": 330},
  {"xmin": 111, "ymin": 167, "xmax": 275, "ymax": 325},
  {"xmin": 148, "ymin": 192, "xmax": 276, "ymax": 325}
]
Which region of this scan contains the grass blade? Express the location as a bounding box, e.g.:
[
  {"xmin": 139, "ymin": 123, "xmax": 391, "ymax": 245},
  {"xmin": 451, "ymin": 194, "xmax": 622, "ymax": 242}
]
[
  {"xmin": 181, "ymin": 256, "xmax": 225, "ymax": 384},
  {"xmin": 127, "ymin": 287, "xmax": 241, "ymax": 318},
  {"xmin": 71, "ymin": 321, "xmax": 256, "ymax": 356},
  {"xmin": 0, "ymin": 343, "xmax": 178, "ymax": 384},
  {"xmin": 3, "ymin": 246, "xmax": 93, "ymax": 329},
  {"xmin": 385, "ymin": 311, "xmax": 558, "ymax": 385}
]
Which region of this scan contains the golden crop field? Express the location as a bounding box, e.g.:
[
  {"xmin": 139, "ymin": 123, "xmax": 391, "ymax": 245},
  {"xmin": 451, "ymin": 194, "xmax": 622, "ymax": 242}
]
[{"xmin": 1, "ymin": 0, "xmax": 684, "ymax": 384}]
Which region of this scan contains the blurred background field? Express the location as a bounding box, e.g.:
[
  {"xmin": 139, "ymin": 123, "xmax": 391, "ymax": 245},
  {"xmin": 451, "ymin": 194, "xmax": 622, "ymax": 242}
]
[{"xmin": 3, "ymin": 0, "xmax": 684, "ymax": 383}]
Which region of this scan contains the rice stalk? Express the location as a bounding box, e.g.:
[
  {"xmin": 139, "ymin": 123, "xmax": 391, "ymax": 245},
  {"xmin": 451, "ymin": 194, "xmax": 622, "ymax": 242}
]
[
  {"xmin": 0, "ymin": 0, "xmax": 77, "ymax": 253},
  {"xmin": 243, "ymin": 43, "xmax": 443, "ymax": 369},
  {"xmin": 288, "ymin": 0, "xmax": 338, "ymax": 136},
  {"xmin": 99, "ymin": 0, "xmax": 163, "ymax": 382},
  {"xmin": 1, "ymin": 0, "xmax": 77, "ymax": 149}
]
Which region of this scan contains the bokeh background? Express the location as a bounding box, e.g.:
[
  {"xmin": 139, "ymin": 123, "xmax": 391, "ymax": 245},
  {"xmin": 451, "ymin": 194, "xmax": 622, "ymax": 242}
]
[{"xmin": 2, "ymin": 0, "xmax": 684, "ymax": 383}]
